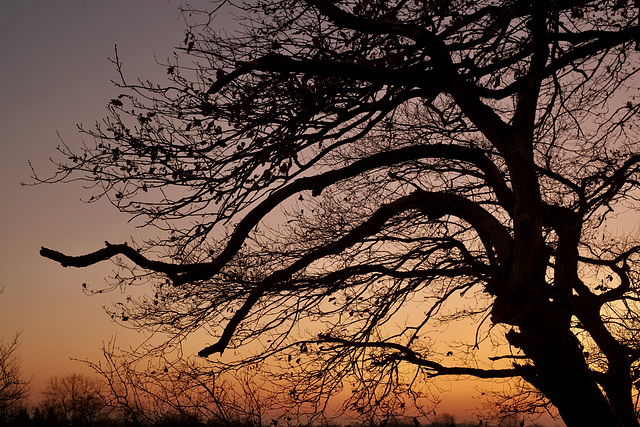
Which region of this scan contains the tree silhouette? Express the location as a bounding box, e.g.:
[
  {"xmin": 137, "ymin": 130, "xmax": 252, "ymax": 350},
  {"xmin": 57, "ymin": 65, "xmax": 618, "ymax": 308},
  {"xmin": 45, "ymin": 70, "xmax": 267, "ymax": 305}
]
[
  {"xmin": 82, "ymin": 341, "xmax": 275, "ymax": 426},
  {"xmin": 0, "ymin": 333, "xmax": 30, "ymax": 426},
  {"xmin": 38, "ymin": 0, "xmax": 640, "ymax": 425},
  {"xmin": 40, "ymin": 373, "xmax": 107, "ymax": 427}
]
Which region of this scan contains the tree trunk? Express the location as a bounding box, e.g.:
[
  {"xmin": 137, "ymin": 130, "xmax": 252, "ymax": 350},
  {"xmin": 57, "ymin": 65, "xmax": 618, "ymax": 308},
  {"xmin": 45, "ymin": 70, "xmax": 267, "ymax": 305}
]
[
  {"xmin": 513, "ymin": 323, "xmax": 635, "ymax": 427},
  {"xmin": 598, "ymin": 356, "xmax": 638, "ymax": 427}
]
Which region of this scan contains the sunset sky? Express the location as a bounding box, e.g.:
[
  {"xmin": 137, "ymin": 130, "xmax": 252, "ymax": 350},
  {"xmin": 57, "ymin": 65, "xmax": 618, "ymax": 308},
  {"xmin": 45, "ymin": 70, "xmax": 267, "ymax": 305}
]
[
  {"xmin": 0, "ymin": 0, "xmax": 187, "ymax": 398},
  {"xmin": 0, "ymin": 2, "xmax": 567, "ymax": 425}
]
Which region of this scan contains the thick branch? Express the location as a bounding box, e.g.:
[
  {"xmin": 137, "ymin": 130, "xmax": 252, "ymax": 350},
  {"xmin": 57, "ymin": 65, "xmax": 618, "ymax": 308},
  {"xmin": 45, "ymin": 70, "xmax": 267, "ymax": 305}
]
[
  {"xmin": 42, "ymin": 145, "xmax": 512, "ymax": 286},
  {"xmin": 237, "ymin": 53, "xmax": 437, "ymax": 92},
  {"xmin": 40, "ymin": 243, "xmax": 182, "ymax": 280},
  {"xmin": 318, "ymin": 335, "xmax": 521, "ymax": 380}
]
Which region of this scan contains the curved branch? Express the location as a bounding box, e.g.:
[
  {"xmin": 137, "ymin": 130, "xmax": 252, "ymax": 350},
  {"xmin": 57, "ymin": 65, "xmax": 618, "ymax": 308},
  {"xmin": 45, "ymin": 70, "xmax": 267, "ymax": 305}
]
[
  {"xmin": 238, "ymin": 52, "xmax": 439, "ymax": 92},
  {"xmin": 317, "ymin": 335, "xmax": 521, "ymax": 380},
  {"xmin": 40, "ymin": 243, "xmax": 182, "ymax": 280},
  {"xmin": 42, "ymin": 145, "xmax": 512, "ymax": 286},
  {"xmin": 199, "ymin": 190, "xmax": 512, "ymax": 356},
  {"xmin": 277, "ymin": 264, "xmax": 488, "ymax": 293}
]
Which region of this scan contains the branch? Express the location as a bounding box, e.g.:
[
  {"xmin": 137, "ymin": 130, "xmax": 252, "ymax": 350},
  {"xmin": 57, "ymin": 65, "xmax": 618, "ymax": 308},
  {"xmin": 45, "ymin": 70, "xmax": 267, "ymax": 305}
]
[
  {"xmin": 318, "ymin": 335, "xmax": 522, "ymax": 380},
  {"xmin": 489, "ymin": 354, "xmax": 530, "ymax": 361},
  {"xmin": 198, "ymin": 192, "xmax": 430, "ymax": 356},
  {"xmin": 277, "ymin": 264, "xmax": 489, "ymax": 293},
  {"xmin": 40, "ymin": 243, "xmax": 183, "ymax": 280},
  {"xmin": 308, "ymin": 0, "xmax": 514, "ymax": 152},
  {"xmin": 586, "ymin": 154, "xmax": 640, "ymax": 212},
  {"xmin": 239, "ymin": 52, "xmax": 438, "ymax": 91},
  {"xmin": 42, "ymin": 145, "xmax": 512, "ymax": 286},
  {"xmin": 199, "ymin": 190, "xmax": 512, "ymax": 356}
]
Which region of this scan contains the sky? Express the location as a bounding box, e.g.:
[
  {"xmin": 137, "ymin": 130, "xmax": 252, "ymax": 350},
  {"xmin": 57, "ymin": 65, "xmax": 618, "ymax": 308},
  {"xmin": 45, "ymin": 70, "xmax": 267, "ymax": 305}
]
[
  {"xmin": 0, "ymin": 0, "xmax": 188, "ymax": 398},
  {"xmin": 0, "ymin": 2, "xmax": 565, "ymax": 425}
]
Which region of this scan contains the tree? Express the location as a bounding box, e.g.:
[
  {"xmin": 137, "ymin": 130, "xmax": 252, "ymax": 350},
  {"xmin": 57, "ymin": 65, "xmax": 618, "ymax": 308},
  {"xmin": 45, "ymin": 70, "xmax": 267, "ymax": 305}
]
[
  {"xmin": 0, "ymin": 333, "xmax": 30, "ymax": 426},
  {"xmin": 83, "ymin": 341, "xmax": 276, "ymax": 426},
  {"xmin": 431, "ymin": 412, "xmax": 456, "ymax": 427},
  {"xmin": 40, "ymin": 373, "xmax": 107, "ymax": 427},
  {"xmin": 37, "ymin": 0, "xmax": 640, "ymax": 425}
]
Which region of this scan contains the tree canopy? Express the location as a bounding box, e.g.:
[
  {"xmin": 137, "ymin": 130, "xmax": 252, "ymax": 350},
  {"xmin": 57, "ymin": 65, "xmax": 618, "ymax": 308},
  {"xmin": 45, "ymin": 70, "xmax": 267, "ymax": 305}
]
[{"xmin": 39, "ymin": 0, "xmax": 640, "ymax": 425}]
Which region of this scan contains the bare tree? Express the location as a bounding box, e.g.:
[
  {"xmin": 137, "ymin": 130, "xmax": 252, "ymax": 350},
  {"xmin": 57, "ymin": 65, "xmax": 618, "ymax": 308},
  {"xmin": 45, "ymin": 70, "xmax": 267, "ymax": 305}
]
[
  {"xmin": 83, "ymin": 341, "xmax": 276, "ymax": 426},
  {"xmin": 40, "ymin": 373, "xmax": 108, "ymax": 427},
  {"xmin": 0, "ymin": 333, "xmax": 30, "ymax": 425},
  {"xmin": 37, "ymin": 0, "xmax": 640, "ymax": 425}
]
